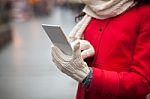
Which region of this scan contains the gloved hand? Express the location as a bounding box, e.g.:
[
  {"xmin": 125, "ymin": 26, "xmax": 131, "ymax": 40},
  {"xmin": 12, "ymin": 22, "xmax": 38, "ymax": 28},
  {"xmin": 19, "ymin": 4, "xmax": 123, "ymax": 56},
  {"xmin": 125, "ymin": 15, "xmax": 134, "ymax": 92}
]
[
  {"xmin": 51, "ymin": 40, "xmax": 93, "ymax": 82},
  {"xmin": 79, "ymin": 40, "xmax": 95, "ymax": 59}
]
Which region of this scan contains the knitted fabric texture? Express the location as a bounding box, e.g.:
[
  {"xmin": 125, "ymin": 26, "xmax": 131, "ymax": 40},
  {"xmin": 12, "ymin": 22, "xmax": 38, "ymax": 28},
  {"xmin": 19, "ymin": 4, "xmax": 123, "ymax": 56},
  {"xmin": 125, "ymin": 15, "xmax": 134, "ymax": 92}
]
[
  {"xmin": 69, "ymin": 0, "xmax": 136, "ymax": 41},
  {"xmin": 51, "ymin": 40, "xmax": 90, "ymax": 82}
]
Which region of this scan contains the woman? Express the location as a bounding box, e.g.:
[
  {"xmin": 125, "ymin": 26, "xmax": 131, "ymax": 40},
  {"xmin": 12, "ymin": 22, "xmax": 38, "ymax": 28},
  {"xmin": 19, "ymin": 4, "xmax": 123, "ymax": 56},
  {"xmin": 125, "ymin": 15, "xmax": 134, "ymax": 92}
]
[{"xmin": 51, "ymin": 0, "xmax": 150, "ymax": 99}]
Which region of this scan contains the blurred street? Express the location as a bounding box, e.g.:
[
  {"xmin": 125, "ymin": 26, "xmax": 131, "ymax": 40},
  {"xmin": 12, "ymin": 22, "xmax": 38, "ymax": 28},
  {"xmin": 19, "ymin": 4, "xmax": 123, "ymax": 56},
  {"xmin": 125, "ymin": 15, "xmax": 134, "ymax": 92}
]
[
  {"xmin": 0, "ymin": 5, "xmax": 79, "ymax": 99},
  {"xmin": 1, "ymin": 0, "xmax": 150, "ymax": 99}
]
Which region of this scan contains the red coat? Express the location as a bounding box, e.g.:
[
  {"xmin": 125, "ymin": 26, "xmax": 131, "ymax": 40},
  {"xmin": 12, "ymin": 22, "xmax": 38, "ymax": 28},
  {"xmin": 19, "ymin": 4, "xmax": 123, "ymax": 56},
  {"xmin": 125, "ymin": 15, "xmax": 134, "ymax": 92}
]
[{"xmin": 76, "ymin": 4, "xmax": 150, "ymax": 99}]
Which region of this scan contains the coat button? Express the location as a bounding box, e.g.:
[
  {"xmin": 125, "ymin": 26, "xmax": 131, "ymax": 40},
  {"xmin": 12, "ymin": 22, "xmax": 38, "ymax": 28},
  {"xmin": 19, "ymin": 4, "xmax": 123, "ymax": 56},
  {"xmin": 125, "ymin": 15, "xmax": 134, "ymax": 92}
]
[
  {"xmin": 106, "ymin": 93, "xmax": 113, "ymax": 98},
  {"xmin": 99, "ymin": 26, "xmax": 103, "ymax": 32}
]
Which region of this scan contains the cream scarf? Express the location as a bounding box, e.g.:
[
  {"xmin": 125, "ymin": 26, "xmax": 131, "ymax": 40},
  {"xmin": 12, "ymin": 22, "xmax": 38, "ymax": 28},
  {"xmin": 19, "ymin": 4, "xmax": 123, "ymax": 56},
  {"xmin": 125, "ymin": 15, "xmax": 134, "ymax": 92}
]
[{"xmin": 69, "ymin": 0, "xmax": 136, "ymax": 41}]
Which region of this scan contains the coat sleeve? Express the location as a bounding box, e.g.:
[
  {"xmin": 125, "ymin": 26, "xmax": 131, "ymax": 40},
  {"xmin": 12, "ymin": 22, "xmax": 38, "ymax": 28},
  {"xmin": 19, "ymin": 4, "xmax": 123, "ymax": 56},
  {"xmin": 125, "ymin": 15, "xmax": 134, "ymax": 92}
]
[{"xmin": 87, "ymin": 6, "xmax": 150, "ymax": 98}]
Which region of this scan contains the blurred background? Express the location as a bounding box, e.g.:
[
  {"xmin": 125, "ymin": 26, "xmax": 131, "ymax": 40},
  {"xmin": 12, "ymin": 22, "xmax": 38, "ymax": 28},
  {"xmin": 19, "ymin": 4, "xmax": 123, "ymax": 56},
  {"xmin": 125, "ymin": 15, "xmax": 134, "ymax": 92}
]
[
  {"xmin": 0, "ymin": 0, "xmax": 84, "ymax": 99},
  {"xmin": 0, "ymin": 0, "xmax": 150, "ymax": 99}
]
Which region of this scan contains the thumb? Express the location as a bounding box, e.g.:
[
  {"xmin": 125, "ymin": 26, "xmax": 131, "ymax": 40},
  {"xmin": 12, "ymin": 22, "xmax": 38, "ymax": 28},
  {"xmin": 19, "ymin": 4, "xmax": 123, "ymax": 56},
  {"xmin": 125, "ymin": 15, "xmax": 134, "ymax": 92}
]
[{"xmin": 71, "ymin": 40, "xmax": 81, "ymax": 56}]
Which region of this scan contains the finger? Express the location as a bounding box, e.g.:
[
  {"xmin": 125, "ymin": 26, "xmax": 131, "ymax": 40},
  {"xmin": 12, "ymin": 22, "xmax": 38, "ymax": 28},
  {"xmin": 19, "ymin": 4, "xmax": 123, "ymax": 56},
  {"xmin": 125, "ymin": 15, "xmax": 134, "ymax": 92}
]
[
  {"xmin": 52, "ymin": 45, "xmax": 72, "ymax": 61},
  {"xmin": 51, "ymin": 45, "xmax": 63, "ymax": 62},
  {"xmin": 80, "ymin": 40, "xmax": 91, "ymax": 50},
  {"xmin": 52, "ymin": 45, "xmax": 65, "ymax": 59},
  {"xmin": 81, "ymin": 47, "xmax": 95, "ymax": 59},
  {"xmin": 51, "ymin": 52, "xmax": 65, "ymax": 72}
]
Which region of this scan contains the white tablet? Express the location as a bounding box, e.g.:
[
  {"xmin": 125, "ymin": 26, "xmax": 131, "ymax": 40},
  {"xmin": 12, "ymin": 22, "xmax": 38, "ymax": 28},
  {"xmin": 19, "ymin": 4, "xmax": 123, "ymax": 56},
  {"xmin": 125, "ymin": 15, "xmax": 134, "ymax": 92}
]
[{"xmin": 42, "ymin": 24, "xmax": 73, "ymax": 56}]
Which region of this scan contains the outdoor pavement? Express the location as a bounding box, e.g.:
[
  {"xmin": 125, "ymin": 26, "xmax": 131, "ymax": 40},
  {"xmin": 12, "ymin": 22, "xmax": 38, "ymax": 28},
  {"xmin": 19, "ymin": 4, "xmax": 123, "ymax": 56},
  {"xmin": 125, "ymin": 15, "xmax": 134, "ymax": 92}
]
[{"xmin": 0, "ymin": 7, "xmax": 78, "ymax": 99}]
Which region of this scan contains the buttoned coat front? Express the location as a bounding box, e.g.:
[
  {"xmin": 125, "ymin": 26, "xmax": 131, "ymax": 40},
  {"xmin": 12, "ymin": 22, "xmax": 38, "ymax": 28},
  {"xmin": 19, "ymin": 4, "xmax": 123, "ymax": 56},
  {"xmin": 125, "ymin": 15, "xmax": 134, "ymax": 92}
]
[{"xmin": 76, "ymin": 4, "xmax": 150, "ymax": 99}]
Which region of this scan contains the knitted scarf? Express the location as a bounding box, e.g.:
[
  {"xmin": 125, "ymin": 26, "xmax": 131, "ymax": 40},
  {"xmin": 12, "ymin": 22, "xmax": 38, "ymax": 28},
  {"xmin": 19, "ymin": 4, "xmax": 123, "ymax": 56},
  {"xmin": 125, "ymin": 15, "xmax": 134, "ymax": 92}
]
[{"xmin": 69, "ymin": 0, "xmax": 136, "ymax": 41}]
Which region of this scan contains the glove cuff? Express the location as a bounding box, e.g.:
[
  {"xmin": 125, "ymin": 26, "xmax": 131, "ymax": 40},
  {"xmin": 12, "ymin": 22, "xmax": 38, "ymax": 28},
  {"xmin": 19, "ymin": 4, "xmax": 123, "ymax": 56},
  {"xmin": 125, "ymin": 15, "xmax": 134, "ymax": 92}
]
[{"xmin": 72, "ymin": 63, "xmax": 90, "ymax": 82}]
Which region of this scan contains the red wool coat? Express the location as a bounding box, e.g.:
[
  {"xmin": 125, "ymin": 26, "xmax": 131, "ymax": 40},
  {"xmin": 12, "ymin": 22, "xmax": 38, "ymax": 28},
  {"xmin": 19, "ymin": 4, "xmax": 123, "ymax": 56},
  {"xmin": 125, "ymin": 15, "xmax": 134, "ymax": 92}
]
[{"xmin": 76, "ymin": 4, "xmax": 150, "ymax": 99}]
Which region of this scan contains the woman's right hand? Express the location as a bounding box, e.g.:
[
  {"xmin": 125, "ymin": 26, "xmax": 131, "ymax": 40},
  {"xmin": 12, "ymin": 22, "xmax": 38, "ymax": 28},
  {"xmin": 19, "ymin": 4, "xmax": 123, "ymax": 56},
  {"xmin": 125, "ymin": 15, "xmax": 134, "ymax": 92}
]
[{"xmin": 76, "ymin": 40, "xmax": 95, "ymax": 59}]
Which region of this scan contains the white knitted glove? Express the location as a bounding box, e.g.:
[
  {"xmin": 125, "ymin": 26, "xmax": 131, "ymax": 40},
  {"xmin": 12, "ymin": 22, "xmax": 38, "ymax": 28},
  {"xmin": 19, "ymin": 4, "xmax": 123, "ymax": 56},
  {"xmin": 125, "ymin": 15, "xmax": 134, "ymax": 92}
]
[
  {"xmin": 79, "ymin": 40, "xmax": 95, "ymax": 59},
  {"xmin": 51, "ymin": 40, "xmax": 90, "ymax": 82}
]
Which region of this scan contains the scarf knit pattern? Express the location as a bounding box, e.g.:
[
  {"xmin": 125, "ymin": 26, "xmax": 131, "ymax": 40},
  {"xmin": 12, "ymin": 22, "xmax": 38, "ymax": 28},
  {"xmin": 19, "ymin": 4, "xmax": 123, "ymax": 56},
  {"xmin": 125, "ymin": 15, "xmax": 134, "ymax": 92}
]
[{"xmin": 69, "ymin": 0, "xmax": 136, "ymax": 41}]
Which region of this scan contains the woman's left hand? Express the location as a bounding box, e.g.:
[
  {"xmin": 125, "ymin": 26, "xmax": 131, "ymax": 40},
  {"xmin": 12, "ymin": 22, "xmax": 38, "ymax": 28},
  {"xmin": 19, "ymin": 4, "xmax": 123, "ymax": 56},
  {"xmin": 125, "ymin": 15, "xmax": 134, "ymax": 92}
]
[{"xmin": 51, "ymin": 40, "xmax": 90, "ymax": 82}]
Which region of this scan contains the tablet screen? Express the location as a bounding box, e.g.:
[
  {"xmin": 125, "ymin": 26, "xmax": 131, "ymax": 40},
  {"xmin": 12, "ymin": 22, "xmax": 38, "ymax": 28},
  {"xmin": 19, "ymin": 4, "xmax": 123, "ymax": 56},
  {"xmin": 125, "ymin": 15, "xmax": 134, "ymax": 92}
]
[{"xmin": 42, "ymin": 24, "xmax": 73, "ymax": 56}]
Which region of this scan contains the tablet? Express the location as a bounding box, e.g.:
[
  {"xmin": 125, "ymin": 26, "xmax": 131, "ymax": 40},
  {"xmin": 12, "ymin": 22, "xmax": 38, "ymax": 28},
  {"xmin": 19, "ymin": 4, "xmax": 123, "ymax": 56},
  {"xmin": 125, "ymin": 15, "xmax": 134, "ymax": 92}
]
[{"xmin": 42, "ymin": 24, "xmax": 73, "ymax": 56}]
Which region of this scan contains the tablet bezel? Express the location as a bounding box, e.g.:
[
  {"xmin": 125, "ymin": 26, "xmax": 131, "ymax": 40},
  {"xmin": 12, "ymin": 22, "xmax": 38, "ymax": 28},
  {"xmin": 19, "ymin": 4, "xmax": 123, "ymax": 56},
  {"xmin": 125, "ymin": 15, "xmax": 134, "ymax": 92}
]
[{"xmin": 42, "ymin": 24, "xmax": 73, "ymax": 56}]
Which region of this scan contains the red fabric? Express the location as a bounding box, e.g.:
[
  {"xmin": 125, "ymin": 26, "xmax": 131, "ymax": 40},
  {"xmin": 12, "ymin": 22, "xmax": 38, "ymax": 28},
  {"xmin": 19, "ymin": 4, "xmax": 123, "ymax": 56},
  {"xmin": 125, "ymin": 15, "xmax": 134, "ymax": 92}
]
[{"xmin": 76, "ymin": 4, "xmax": 150, "ymax": 99}]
